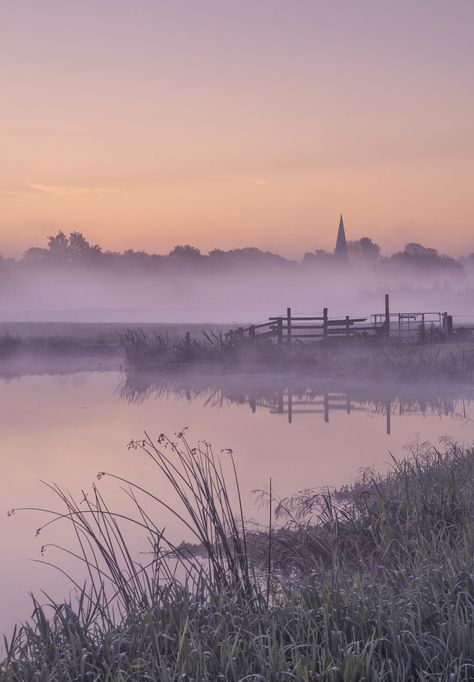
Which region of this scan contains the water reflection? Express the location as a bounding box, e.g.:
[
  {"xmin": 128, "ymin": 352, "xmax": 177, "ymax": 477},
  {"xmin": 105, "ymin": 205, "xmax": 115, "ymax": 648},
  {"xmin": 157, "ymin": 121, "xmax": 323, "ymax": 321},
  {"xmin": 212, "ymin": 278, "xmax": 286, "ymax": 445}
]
[
  {"xmin": 120, "ymin": 370, "xmax": 474, "ymax": 436},
  {"xmin": 2, "ymin": 367, "xmax": 474, "ymax": 638}
]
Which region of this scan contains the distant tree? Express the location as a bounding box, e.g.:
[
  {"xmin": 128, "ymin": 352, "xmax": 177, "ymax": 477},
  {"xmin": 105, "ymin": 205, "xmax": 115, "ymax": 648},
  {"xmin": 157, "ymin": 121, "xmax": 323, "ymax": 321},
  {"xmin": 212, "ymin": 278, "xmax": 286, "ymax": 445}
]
[
  {"xmin": 462, "ymin": 252, "xmax": 474, "ymax": 266},
  {"xmin": 68, "ymin": 231, "xmax": 102, "ymax": 263},
  {"xmin": 302, "ymin": 249, "xmax": 334, "ymax": 266},
  {"xmin": 47, "ymin": 231, "xmax": 69, "ymax": 262},
  {"xmin": 388, "ymin": 243, "xmax": 463, "ymax": 272},
  {"xmin": 68, "ymin": 231, "xmax": 89, "ymax": 261},
  {"xmin": 169, "ymin": 245, "xmax": 202, "ymax": 260},
  {"xmin": 119, "ymin": 249, "xmax": 165, "ymax": 270},
  {"xmin": 359, "ymin": 237, "xmax": 380, "ymax": 261},
  {"xmin": 403, "ymin": 243, "xmax": 438, "ymax": 258},
  {"xmin": 22, "ymin": 246, "xmax": 49, "ymax": 262},
  {"xmin": 208, "ymin": 247, "xmax": 289, "ymax": 267},
  {"xmin": 22, "ymin": 231, "xmax": 103, "ymax": 266},
  {"xmin": 303, "ymin": 249, "xmax": 327, "ymax": 260},
  {"xmin": 346, "ymin": 238, "xmax": 381, "ymax": 265}
]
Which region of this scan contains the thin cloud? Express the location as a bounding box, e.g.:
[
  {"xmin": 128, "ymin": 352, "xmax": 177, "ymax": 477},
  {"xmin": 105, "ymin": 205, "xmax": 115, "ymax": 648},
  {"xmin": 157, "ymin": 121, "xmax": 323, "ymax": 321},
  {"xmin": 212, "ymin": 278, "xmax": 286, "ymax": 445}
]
[
  {"xmin": 25, "ymin": 183, "xmax": 107, "ymax": 195},
  {"xmin": 226, "ymin": 175, "xmax": 270, "ymax": 187},
  {"xmin": 0, "ymin": 189, "xmax": 24, "ymax": 197},
  {"xmin": 0, "ymin": 183, "xmax": 107, "ymax": 198}
]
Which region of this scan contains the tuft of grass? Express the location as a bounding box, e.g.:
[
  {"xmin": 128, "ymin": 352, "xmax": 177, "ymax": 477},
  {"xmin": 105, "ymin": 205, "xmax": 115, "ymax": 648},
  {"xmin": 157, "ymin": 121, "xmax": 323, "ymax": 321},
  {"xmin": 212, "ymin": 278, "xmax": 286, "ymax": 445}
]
[
  {"xmin": 119, "ymin": 328, "xmax": 241, "ymax": 370},
  {"xmin": 3, "ymin": 439, "xmax": 474, "ymax": 680}
]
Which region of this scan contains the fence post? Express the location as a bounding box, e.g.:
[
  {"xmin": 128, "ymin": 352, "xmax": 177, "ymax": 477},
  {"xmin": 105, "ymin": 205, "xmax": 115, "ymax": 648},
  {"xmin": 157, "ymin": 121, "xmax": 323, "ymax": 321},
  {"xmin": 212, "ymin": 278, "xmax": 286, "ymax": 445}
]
[
  {"xmin": 249, "ymin": 325, "xmax": 255, "ymax": 344},
  {"xmin": 287, "ymin": 307, "xmax": 292, "ymax": 345},
  {"xmin": 324, "ymin": 393, "xmax": 329, "ymax": 422},
  {"xmin": 345, "ymin": 315, "xmax": 350, "ymax": 337},
  {"xmin": 447, "ymin": 315, "xmax": 453, "ymax": 336},
  {"xmin": 420, "ymin": 313, "xmax": 426, "ymax": 342},
  {"xmin": 277, "ymin": 317, "xmax": 283, "ymax": 344},
  {"xmin": 277, "ymin": 391, "xmax": 284, "ymax": 413},
  {"xmin": 185, "ymin": 331, "xmax": 191, "ymax": 348},
  {"xmin": 385, "ymin": 294, "xmax": 390, "ymax": 336},
  {"xmin": 442, "ymin": 312, "xmax": 448, "ymax": 335},
  {"xmin": 323, "ymin": 308, "xmax": 328, "ymax": 338}
]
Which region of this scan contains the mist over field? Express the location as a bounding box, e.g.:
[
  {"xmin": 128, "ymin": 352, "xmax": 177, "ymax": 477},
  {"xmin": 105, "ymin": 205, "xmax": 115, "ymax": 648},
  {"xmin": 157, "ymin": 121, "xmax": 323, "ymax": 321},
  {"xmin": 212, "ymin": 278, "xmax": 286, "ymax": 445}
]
[{"xmin": 0, "ymin": 231, "xmax": 473, "ymax": 323}]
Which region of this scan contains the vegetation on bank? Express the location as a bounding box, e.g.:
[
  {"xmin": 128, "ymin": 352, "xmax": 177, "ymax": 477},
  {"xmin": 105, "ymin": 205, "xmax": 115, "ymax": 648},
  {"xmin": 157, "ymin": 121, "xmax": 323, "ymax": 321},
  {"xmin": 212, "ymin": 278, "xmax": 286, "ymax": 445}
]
[
  {"xmin": 120, "ymin": 327, "xmax": 474, "ymax": 382},
  {"xmin": 1, "ymin": 323, "xmax": 473, "ymax": 384},
  {"xmin": 2, "ymin": 437, "xmax": 474, "ymax": 680},
  {"xmin": 0, "ymin": 324, "xmax": 229, "ymax": 365}
]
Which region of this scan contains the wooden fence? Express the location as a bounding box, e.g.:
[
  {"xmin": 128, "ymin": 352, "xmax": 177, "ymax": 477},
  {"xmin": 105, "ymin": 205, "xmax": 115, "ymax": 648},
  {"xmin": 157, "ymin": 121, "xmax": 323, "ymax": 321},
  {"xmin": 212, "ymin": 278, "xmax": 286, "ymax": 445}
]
[
  {"xmin": 227, "ymin": 307, "xmax": 377, "ymax": 344},
  {"xmin": 226, "ymin": 295, "xmax": 454, "ymax": 344}
]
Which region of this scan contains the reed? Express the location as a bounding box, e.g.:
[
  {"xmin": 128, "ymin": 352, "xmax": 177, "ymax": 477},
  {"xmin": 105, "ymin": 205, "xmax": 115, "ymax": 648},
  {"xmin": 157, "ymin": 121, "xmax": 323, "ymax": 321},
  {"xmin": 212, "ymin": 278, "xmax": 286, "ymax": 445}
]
[
  {"xmin": 119, "ymin": 327, "xmax": 474, "ymax": 382},
  {"xmin": 2, "ymin": 439, "xmax": 474, "ymax": 680}
]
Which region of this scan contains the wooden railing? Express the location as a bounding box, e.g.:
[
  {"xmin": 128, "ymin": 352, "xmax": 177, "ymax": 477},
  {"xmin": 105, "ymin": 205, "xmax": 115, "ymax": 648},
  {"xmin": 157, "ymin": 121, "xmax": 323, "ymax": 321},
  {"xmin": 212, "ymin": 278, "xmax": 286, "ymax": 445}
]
[
  {"xmin": 226, "ymin": 307, "xmax": 377, "ymax": 344},
  {"xmin": 226, "ymin": 297, "xmax": 454, "ymax": 344}
]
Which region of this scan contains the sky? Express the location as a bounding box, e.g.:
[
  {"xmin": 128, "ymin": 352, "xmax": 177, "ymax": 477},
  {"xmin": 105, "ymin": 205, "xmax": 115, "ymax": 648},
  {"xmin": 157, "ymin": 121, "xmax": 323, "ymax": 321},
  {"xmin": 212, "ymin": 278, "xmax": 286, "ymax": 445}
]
[{"xmin": 1, "ymin": 0, "xmax": 473, "ymax": 259}]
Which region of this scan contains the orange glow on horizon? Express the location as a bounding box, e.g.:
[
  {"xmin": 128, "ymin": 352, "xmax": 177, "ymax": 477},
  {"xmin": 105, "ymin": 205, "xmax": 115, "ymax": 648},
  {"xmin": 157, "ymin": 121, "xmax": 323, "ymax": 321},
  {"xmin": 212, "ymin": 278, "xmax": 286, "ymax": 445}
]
[{"xmin": 1, "ymin": 1, "xmax": 473, "ymax": 258}]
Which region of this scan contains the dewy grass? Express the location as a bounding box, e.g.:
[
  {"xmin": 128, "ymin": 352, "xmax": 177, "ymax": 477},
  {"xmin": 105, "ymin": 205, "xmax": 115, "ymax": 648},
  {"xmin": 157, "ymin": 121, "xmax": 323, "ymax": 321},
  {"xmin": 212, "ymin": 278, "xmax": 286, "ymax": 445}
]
[
  {"xmin": 2, "ymin": 438, "xmax": 474, "ymax": 680},
  {"xmin": 119, "ymin": 327, "xmax": 474, "ymax": 382}
]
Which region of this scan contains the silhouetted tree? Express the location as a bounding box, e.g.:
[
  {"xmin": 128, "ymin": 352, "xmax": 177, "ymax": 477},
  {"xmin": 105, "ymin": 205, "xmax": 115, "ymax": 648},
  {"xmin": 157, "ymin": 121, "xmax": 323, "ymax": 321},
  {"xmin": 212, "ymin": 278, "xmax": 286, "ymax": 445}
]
[
  {"xmin": 47, "ymin": 231, "xmax": 69, "ymax": 263},
  {"xmin": 359, "ymin": 237, "xmax": 380, "ymax": 261},
  {"xmin": 388, "ymin": 243, "xmax": 462, "ymax": 272},
  {"xmin": 169, "ymin": 245, "xmax": 202, "ymax": 260},
  {"xmin": 22, "ymin": 246, "xmax": 49, "ymax": 262},
  {"xmin": 68, "ymin": 231, "xmax": 102, "ymax": 263},
  {"xmin": 302, "ymin": 249, "xmax": 334, "ymax": 266},
  {"xmin": 347, "ymin": 238, "xmax": 381, "ymax": 265}
]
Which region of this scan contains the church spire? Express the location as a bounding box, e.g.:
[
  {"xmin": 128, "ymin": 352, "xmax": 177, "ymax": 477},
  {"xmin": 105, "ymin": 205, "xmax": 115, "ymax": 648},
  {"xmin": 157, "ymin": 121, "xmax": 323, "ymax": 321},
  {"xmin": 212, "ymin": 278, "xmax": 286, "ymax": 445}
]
[{"xmin": 335, "ymin": 213, "xmax": 348, "ymax": 259}]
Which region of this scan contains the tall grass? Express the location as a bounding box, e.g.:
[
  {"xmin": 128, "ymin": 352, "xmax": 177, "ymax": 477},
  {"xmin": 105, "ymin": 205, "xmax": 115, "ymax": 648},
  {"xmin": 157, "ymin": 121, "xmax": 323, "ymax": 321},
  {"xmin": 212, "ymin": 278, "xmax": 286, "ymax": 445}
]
[
  {"xmin": 3, "ymin": 439, "xmax": 474, "ymax": 680},
  {"xmin": 119, "ymin": 328, "xmax": 241, "ymax": 369},
  {"xmin": 120, "ymin": 327, "xmax": 474, "ymax": 382}
]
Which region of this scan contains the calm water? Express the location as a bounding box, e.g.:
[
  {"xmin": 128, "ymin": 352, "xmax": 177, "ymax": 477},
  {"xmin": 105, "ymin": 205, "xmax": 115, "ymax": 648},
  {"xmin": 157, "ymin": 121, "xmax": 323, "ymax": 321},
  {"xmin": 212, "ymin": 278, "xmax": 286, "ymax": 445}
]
[{"xmin": 2, "ymin": 369, "xmax": 474, "ymax": 636}]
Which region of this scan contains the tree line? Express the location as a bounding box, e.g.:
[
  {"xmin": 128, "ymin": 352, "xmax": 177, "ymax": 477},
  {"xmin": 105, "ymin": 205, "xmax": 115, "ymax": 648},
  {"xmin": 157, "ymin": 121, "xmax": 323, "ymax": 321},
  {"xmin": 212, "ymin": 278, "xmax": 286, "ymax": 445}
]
[{"xmin": 0, "ymin": 230, "xmax": 471, "ymax": 274}]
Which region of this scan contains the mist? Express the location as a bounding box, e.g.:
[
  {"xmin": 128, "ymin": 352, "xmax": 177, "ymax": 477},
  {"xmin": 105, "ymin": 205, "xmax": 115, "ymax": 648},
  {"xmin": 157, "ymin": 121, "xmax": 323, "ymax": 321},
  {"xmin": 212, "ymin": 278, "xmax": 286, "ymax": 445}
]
[{"xmin": 0, "ymin": 232, "xmax": 473, "ymax": 324}]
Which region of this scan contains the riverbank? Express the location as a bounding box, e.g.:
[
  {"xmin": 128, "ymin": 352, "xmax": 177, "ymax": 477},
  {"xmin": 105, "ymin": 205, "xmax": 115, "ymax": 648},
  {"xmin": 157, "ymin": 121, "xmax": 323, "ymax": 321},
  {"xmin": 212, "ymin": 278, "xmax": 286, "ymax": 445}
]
[
  {"xmin": 121, "ymin": 328, "xmax": 474, "ymax": 383},
  {"xmin": 2, "ymin": 439, "xmax": 474, "ymax": 680},
  {"xmin": 1, "ymin": 323, "xmax": 474, "ymax": 384}
]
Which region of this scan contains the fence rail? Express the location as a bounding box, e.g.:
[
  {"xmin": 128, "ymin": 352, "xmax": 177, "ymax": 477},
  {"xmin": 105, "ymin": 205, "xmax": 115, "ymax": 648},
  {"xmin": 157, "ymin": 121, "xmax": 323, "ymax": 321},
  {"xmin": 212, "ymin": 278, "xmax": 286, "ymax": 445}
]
[{"xmin": 226, "ymin": 295, "xmax": 459, "ymax": 345}]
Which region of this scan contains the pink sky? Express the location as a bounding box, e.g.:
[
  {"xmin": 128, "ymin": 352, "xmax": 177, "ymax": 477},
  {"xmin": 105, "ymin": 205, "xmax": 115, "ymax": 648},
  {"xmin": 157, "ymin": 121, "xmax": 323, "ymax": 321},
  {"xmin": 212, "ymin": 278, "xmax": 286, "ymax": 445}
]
[{"xmin": 1, "ymin": 0, "xmax": 473, "ymax": 258}]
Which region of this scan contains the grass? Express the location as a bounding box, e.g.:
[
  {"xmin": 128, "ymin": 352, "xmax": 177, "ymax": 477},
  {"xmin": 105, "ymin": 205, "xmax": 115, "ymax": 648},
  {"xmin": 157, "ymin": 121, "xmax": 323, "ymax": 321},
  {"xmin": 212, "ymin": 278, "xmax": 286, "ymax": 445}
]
[
  {"xmin": 120, "ymin": 327, "xmax": 474, "ymax": 382},
  {"xmin": 0, "ymin": 323, "xmax": 234, "ymax": 368},
  {"xmin": 2, "ymin": 437, "xmax": 474, "ymax": 680},
  {"xmin": 119, "ymin": 328, "xmax": 240, "ymax": 369}
]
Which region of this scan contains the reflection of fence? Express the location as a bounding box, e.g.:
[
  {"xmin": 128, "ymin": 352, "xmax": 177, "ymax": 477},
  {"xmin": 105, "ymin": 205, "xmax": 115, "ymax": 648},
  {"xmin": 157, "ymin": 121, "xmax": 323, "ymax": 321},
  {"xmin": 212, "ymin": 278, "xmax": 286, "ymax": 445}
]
[
  {"xmin": 250, "ymin": 389, "xmax": 393, "ymax": 433},
  {"xmin": 120, "ymin": 370, "xmax": 471, "ymax": 436},
  {"xmin": 227, "ymin": 296, "xmax": 454, "ymax": 345},
  {"xmin": 246, "ymin": 389, "xmax": 465, "ymax": 435}
]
